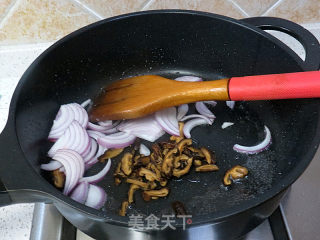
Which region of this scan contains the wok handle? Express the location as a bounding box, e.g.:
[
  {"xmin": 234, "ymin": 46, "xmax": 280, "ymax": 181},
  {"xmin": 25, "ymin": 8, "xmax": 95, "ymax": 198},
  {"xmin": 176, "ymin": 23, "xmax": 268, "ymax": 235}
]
[
  {"xmin": 242, "ymin": 17, "xmax": 320, "ymax": 71},
  {"xmin": 229, "ymin": 71, "xmax": 320, "ymax": 101}
]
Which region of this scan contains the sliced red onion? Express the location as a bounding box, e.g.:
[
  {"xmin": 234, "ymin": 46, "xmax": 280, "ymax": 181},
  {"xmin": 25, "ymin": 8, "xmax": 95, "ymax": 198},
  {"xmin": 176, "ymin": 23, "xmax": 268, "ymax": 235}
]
[
  {"xmin": 226, "ymin": 101, "xmax": 235, "ymax": 109},
  {"xmin": 102, "ymin": 127, "xmax": 119, "ymax": 134},
  {"xmin": 183, "ymin": 118, "xmax": 213, "ymax": 138},
  {"xmin": 80, "ymin": 159, "xmax": 111, "ymax": 184},
  {"xmin": 52, "ymin": 149, "xmax": 85, "ymax": 195},
  {"xmin": 233, "ymin": 125, "xmax": 271, "ymax": 154},
  {"xmin": 85, "ymin": 184, "xmax": 107, "ymax": 209},
  {"xmin": 139, "ymin": 144, "xmax": 150, "ymax": 156},
  {"xmin": 40, "ymin": 160, "xmax": 62, "ymax": 171},
  {"xmin": 87, "ymin": 130, "xmax": 106, "ymax": 141},
  {"xmin": 117, "ymin": 115, "xmax": 165, "ymax": 142},
  {"xmin": 195, "ymin": 102, "xmax": 216, "ymax": 119},
  {"xmin": 221, "ymin": 122, "xmax": 234, "ymax": 129},
  {"xmin": 97, "ymin": 120, "xmax": 112, "ymax": 127},
  {"xmin": 203, "ymin": 101, "xmax": 217, "ymax": 107},
  {"xmin": 70, "ymin": 181, "xmax": 89, "ymax": 204},
  {"xmin": 88, "ymin": 122, "xmax": 114, "ymax": 132},
  {"xmin": 83, "ymin": 139, "xmax": 98, "ymax": 163},
  {"xmin": 180, "ymin": 114, "xmax": 213, "ymax": 124},
  {"xmin": 85, "ymin": 145, "xmax": 106, "ymax": 170},
  {"xmin": 48, "ymin": 121, "xmax": 90, "ymax": 157},
  {"xmin": 81, "ymin": 99, "xmax": 92, "ymax": 108},
  {"xmin": 48, "ymin": 103, "xmax": 88, "ymax": 140},
  {"xmin": 97, "ymin": 132, "xmax": 136, "ymax": 149},
  {"xmin": 155, "ymin": 107, "xmax": 180, "ymax": 136},
  {"xmin": 177, "ymin": 104, "xmax": 189, "ymax": 120},
  {"xmin": 175, "ymin": 76, "xmax": 202, "ymax": 82}
]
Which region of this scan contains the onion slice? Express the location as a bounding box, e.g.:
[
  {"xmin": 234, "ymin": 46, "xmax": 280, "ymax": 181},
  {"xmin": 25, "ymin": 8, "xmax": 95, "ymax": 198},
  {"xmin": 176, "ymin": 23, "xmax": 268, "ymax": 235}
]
[
  {"xmin": 117, "ymin": 115, "xmax": 164, "ymax": 142},
  {"xmin": 48, "ymin": 121, "xmax": 90, "ymax": 157},
  {"xmin": 97, "ymin": 132, "xmax": 136, "ymax": 149},
  {"xmin": 183, "ymin": 118, "xmax": 212, "ymax": 138},
  {"xmin": 85, "ymin": 184, "xmax": 107, "ymax": 209},
  {"xmin": 40, "ymin": 160, "xmax": 62, "ymax": 171},
  {"xmin": 52, "ymin": 149, "xmax": 85, "ymax": 195},
  {"xmin": 180, "ymin": 114, "xmax": 213, "ymax": 124},
  {"xmin": 195, "ymin": 102, "xmax": 216, "ymax": 119},
  {"xmin": 177, "ymin": 104, "xmax": 189, "ymax": 120},
  {"xmin": 80, "ymin": 159, "xmax": 111, "ymax": 184},
  {"xmin": 139, "ymin": 144, "xmax": 150, "ymax": 156},
  {"xmin": 175, "ymin": 76, "xmax": 202, "ymax": 82},
  {"xmin": 221, "ymin": 122, "xmax": 234, "ymax": 129},
  {"xmin": 81, "ymin": 99, "xmax": 92, "ymax": 108},
  {"xmin": 70, "ymin": 181, "xmax": 89, "ymax": 204},
  {"xmin": 48, "ymin": 103, "xmax": 88, "ymax": 140},
  {"xmin": 226, "ymin": 101, "xmax": 235, "ymax": 109},
  {"xmin": 155, "ymin": 107, "xmax": 179, "ymax": 136},
  {"xmin": 233, "ymin": 125, "xmax": 271, "ymax": 154}
]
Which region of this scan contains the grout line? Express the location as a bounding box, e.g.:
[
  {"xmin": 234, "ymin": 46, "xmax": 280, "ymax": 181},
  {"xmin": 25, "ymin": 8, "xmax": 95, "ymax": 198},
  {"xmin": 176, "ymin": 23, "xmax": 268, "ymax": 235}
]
[
  {"xmin": 228, "ymin": 0, "xmax": 250, "ymax": 18},
  {"xmin": 261, "ymin": 0, "xmax": 284, "ymax": 16},
  {"xmin": 69, "ymin": 0, "xmax": 104, "ymax": 20},
  {"xmin": 0, "ymin": 0, "xmax": 21, "ymax": 28},
  {"xmin": 140, "ymin": 0, "xmax": 155, "ymax": 11}
]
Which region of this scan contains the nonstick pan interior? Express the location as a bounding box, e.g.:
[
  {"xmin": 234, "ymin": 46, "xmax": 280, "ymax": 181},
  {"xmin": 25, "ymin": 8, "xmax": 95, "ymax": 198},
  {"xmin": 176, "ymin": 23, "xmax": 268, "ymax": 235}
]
[{"xmin": 13, "ymin": 11, "xmax": 320, "ymax": 225}]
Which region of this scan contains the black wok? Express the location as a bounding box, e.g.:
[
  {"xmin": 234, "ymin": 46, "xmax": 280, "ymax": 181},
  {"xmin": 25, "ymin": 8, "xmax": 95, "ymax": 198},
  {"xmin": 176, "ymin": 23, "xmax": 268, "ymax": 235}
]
[{"xmin": 0, "ymin": 10, "xmax": 320, "ymax": 240}]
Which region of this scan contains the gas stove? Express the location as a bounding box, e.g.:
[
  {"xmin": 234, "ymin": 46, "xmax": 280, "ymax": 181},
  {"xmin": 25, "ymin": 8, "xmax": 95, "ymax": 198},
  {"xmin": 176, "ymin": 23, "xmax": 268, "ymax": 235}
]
[{"xmin": 29, "ymin": 145, "xmax": 320, "ymax": 240}]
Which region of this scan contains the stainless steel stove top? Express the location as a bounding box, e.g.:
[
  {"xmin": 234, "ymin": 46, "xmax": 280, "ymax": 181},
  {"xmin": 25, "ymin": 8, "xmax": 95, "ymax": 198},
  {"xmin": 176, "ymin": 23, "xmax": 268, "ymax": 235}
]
[{"xmin": 29, "ymin": 146, "xmax": 320, "ymax": 240}]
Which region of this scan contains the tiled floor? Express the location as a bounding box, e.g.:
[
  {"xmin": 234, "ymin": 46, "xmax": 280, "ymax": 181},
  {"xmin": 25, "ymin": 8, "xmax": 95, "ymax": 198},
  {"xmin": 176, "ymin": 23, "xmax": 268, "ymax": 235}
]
[{"xmin": 0, "ymin": 0, "xmax": 319, "ymax": 45}]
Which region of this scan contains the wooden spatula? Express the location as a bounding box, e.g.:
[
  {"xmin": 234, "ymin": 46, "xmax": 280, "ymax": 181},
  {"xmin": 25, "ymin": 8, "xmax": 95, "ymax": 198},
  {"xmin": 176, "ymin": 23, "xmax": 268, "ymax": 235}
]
[{"xmin": 89, "ymin": 71, "xmax": 320, "ymax": 121}]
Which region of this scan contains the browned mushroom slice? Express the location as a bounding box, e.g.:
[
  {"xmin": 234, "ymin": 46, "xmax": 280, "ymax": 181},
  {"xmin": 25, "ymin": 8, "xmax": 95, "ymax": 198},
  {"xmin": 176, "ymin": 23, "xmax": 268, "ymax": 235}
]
[
  {"xmin": 121, "ymin": 152, "xmax": 133, "ymax": 176},
  {"xmin": 187, "ymin": 147, "xmax": 205, "ymax": 158},
  {"xmin": 193, "ymin": 159, "xmax": 202, "ymax": 166},
  {"xmin": 151, "ymin": 143, "xmax": 162, "ymax": 158},
  {"xmin": 139, "ymin": 167, "xmax": 160, "ymax": 181},
  {"xmin": 178, "ymin": 122, "xmax": 185, "ymax": 138},
  {"xmin": 147, "ymin": 181, "xmax": 158, "ymax": 190},
  {"xmin": 99, "ymin": 148, "xmax": 124, "ymax": 162},
  {"xmin": 170, "ymin": 135, "xmax": 184, "ymax": 143},
  {"xmin": 162, "ymin": 148, "xmax": 178, "ymax": 176},
  {"xmin": 52, "ymin": 170, "xmax": 65, "ymax": 188},
  {"xmin": 173, "ymin": 154, "xmax": 189, "ymax": 168},
  {"xmin": 128, "ymin": 184, "xmax": 140, "ymax": 203},
  {"xmin": 200, "ymin": 147, "xmax": 216, "ymax": 164},
  {"xmin": 159, "ymin": 142, "xmax": 176, "ymax": 149},
  {"xmin": 142, "ymin": 188, "xmax": 169, "ymax": 201},
  {"xmin": 177, "ymin": 139, "xmax": 192, "ymax": 153},
  {"xmin": 195, "ymin": 164, "xmax": 219, "ymax": 172},
  {"xmin": 159, "ymin": 178, "xmax": 168, "ymax": 187},
  {"xmin": 114, "ymin": 177, "xmax": 121, "ymax": 185},
  {"xmin": 223, "ymin": 165, "xmax": 248, "ymax": 186},
  {"xmin": 119, "ymin": 200, "xmax": 129, "ymax": 216},
  {"xmin": 134, "ymin": 155, "xmax": 150, "ymax": 167},
  {"xmin": 126, "ymin": 178, "xmax": 148, "ymax": 189},
  {"xmin": 162, "ymin": 148, "xmax": 169, "ymax": 156},
  {"xmin": 149, "ymin": 164, "xmax": 161, "ymax": 180},
  {"xmin": 173, "ymin": 157, "xmax": 193, "ymax": 178}
]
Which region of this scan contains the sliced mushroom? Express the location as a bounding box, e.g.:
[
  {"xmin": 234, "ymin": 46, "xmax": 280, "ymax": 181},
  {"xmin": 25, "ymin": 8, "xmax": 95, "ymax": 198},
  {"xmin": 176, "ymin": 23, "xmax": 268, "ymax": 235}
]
[
  {"xmin": 178, "ymin": 122, "xmax": 185, "ymax": 138},
  {"xmin": 193, "ymin": 159, "xmax": 202, "ymax": 166},
  {"xmin": 187, "ymin": 147, "xmax": 205, "ymax": 158},
  {"xmin": 151, "ymin": 143, "xmax": 162, "ymax": 158},
  {"xmin": 149, "ymin": 164, "xmax": 161, "ymax": 180},
  {"xmin": 126, "ymin": 178, "xmax": 148, "ymax": 189},
  {"xmin": 195, "ymin": 164, "xmax": 219, "ymax": 172},
  {"xmin": 200, "ymin": 147, "xmax": 216, "ymax": 164},
  {"xmin": 119, "ymin": 200, "xmax": 129, "ymax": 216},
  {"xmin": 99, "ymin": 148, "xmax": 124, "ymax": 162},
  {"xmin": 134, "ymin": 155, "xmax": 150, "ymax": 167},
  {"xmin": 159, "ymin": 178, "xmax": 168, "ymax": 187},
  {"xmin": 174, "ymin": 154, "xmax": 189, "ymax": 168},
  {"xmin": 170, "ymin": 135, "xmax": 184, "ymax": 143},
  {"xmin": 128, "ymin": 184, "xmax": 140, "ymax": 203},
  {"xmin": 142, "ymin": 188, "xmax": 169, "ymax": 201},
  {"xmin": 52, "ymin": 170, "xmax": 65, "ymax": 188},
  {"xmin": 177, "ymin": 139, "xmax": 192, "ymax": 153},
  {"xmin": 173, "ymin": 157, "xmax": 193, "ymax": 178},
  {"xmin": 223, "ymin": 165, "xmax": 248, "ymax": 186},
  {"xmin": 162, "ymin": 148, "xmax": 178, "ymax": 176},
  {"xmin": 121, "ymin": 152, "xmax": 133, "ymax": 176},
  {"xmin": 159, "ymin": 142, "xmax": 176, "ymax": 149},
  {"xmin": 162, "ymin": 148, "xmax": 169, "ymax": 156},
  {"xmin": 139, "ymin": 167, "xmax": 160, "ymax": 181},
  {"xmin": 114, "ymin": 177, "xmax": 121, "ymax": 186}
]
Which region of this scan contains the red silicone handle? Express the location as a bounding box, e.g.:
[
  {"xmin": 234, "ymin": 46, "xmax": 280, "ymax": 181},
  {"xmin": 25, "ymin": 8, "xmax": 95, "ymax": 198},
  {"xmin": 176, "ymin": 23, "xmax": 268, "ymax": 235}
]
[{"xmin": 229, "ymin": 71, "xmax": 320, "ymax": 101}]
